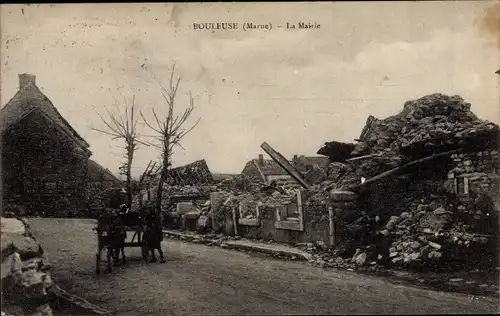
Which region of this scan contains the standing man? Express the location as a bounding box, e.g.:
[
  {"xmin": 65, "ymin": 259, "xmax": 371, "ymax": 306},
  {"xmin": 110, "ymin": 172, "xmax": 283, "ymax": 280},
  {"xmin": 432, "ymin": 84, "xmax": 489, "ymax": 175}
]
[{"xmin": 145, "ymin": 205, "xmax": 166, "ymax": 263}]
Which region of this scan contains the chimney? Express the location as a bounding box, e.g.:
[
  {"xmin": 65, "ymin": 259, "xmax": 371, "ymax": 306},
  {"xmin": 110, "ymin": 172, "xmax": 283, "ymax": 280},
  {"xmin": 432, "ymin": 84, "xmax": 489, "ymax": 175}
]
[
  {"xmin": 19, "ymin": 73, "xmax": 36, "ymax": 89},
  {"xmin": 293, "ymin": 154, "xmax": 298, "ymax": 162},
  {"xmin": 258, "ymin": 154, "xmax": 264, "ymax": 165}
]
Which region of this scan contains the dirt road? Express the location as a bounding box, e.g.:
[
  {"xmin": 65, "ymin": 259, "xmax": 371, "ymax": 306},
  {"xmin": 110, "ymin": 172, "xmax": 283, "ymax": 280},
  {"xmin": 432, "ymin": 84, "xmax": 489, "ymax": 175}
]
[{"xmin": 30, "ymin": 218, "xmax": 498, "ymax": 315}]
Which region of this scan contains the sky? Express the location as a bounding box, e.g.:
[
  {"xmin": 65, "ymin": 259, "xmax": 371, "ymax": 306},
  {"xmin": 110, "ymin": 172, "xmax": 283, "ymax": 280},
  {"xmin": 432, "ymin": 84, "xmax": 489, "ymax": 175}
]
[{"xmin": 1, "ymin": 2, "xmax": 499, "ymax": 179}]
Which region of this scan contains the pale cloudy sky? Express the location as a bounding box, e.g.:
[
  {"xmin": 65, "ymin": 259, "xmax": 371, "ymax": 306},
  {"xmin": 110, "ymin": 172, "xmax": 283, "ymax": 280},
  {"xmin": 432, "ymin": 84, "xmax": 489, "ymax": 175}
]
[{"xmin": 1, "ymin": 2, "xmax": 499, "ymax": 178}]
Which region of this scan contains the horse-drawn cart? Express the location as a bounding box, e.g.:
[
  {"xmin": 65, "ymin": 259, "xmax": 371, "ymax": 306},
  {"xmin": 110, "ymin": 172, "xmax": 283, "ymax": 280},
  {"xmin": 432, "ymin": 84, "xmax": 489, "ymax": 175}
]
[{"xmin": 94, "ymin": 209, "xmax": 150, "ymax": 274}]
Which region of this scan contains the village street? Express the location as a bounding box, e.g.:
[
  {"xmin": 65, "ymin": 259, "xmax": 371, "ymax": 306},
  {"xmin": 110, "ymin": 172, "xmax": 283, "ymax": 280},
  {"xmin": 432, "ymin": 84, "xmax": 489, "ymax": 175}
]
[{"xmin": 30, "ymin": 218, "xmax": 498, "ymax": 315}]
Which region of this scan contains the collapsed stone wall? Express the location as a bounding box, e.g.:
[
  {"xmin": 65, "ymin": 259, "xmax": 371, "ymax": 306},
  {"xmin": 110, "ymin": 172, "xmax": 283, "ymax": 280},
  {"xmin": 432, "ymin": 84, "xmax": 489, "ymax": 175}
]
[
  {"xmin": 447, "ymin": 149, "xmax": 500, "ymax": 201},
  {"xmin": 329, "ymin": 94, "xmax": 500, "ymax": 271}
]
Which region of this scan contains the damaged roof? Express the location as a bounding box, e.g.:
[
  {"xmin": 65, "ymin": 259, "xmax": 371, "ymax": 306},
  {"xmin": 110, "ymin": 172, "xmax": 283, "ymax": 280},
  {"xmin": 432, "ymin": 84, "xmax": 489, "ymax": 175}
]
[
  {"xmin": 251, "ymin": 155, "xmax": 330, "ymax": 177},
  {"xmin": 252, "ymin": 159, "xmax": 290, "ymax": 176}
]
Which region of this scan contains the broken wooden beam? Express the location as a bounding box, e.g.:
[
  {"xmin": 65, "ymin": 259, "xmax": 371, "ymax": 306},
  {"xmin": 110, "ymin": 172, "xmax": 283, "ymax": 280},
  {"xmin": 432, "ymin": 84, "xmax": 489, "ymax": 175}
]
[
  {"xmin": 345, "ymin": 154, "xmax": 376, "ymax": 162},
  {"xmin": 349, "ymin": 148, "xmax": 464, "ymax": 191},
  {"xmin": 260, "ymin": 142, "xmax": 311, "ymax": 190}
]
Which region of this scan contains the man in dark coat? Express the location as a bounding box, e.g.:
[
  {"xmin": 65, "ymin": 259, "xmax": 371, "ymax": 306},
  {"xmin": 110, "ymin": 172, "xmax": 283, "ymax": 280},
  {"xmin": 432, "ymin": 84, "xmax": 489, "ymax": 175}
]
[{"xmin": 144, "ymin": 206, "xmax": 165, "ymax": 263}]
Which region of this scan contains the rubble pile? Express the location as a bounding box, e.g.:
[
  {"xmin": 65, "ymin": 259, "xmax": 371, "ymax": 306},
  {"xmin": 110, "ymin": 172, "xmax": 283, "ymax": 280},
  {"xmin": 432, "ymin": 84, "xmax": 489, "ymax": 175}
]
[
  {"xmin": 167, "ymin": 159, "xmax": 213, "ymax": 186},
  {"xmin": 212, "ymin": 192, "xmax": 239, "ymax": 228},
  {"xmin": 351, "ymin": 94, "xmax": 499, "ymax": 178},
  {"xmin": 215, "ymin": 175, "xmax": 261, "ymax": 193},
  {"xmin": 328, "ymin": 94, "xmax": 500, "ymax": 272},
  {"xmin": 334, "ymin": 181, "xmax": 499, "ymax": 272},
  {"xmin": 324, "ymin": 162, "xmax": 360, "ymax": 190},
  {"xmin": 1, "ymin": 217, "xmax": 54, "ymax": 316}
]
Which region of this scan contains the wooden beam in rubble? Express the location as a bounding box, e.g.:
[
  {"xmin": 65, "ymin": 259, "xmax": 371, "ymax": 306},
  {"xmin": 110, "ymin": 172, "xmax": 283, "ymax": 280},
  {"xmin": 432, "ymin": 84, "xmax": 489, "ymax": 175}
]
[
  {"xmin": 138, "ymin": 160, "xmax": 153, "ymax": 186},
  {"xmin": 260, "ymin": 142, "xmax": 312, "ymax": 190}
]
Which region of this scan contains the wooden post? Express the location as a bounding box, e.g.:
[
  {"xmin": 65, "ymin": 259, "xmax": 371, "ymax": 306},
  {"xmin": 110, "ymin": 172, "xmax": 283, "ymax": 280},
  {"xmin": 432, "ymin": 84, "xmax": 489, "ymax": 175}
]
[
  {"xmin": 297, "ymin": 189, "xmax": 304, "ymax": 231},
  {"xmin": 260, "ymin": 142, "xmax": 311, "ymax": 190},
  {"xmin": 328, "ymin": 206, "xmax": 335, "ymax": 247},
  {"xmin": 232, "ymin": 206, "xmax": 239, "ymax": 236}
]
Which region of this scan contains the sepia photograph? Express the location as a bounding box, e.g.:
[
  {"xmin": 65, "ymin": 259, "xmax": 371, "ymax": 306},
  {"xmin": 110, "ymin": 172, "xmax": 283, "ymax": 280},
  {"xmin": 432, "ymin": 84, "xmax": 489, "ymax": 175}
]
[{"xmin": 0, "ymin": 2, "xmax": 499, "ymax": 315}]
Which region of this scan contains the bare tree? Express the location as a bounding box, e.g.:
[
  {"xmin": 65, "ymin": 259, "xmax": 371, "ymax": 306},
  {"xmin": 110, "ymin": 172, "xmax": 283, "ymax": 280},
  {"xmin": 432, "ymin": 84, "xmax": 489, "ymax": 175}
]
[
  {"xmin": 140, "ymin": 64, "xmax": 200, "ymax": 213},
  {"xmin": 91, "ymin": 95, "xmax": 148, "ymax": 210}
]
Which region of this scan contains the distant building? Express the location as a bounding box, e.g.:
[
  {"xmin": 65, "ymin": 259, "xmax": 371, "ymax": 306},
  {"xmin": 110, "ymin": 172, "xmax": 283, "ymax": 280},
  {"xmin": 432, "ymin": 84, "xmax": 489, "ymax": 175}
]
[
  {"xmin": 86, "ymin": 159, "xmax": 123, "ymax": 208},
  {"xmin": 87, "ymin": 159, "xmax": 122, "ymax": 190},
  {"xmin": 291, "ymin": 155, "xmax": 330, "ymax": 173},
  {"xmin": 241, "ymin": 154, "xmax": 330, "ymax": 183},
  {"xmin": 1, "ymin": 74, "xmax": 91, "ymax": 215}
]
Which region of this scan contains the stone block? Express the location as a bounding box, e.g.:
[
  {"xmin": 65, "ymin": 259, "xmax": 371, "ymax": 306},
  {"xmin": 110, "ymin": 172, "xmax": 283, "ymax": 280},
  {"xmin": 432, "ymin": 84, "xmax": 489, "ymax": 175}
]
[
  {"xmin": 183, "ymin": 211, "xmax": 201, "ymax": 220},
  {"xmin": 176, "ymin": 202, "xmax": 199, "ymax": 215},
  {"xmin": 275, "ymin": 220, "xmax": 303, "ymax": 231},
  {"xmin": 197, "ymin": 215, "xmax": 212, "ymax": 229}
]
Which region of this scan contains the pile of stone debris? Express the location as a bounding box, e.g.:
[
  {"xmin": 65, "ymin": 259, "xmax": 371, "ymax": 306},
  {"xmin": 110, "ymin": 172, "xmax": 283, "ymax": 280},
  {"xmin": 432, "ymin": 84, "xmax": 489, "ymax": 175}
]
[
  {"xmin": 330, "ymin": 93, "xmax": 500, "ymax": 272},
  {"xmin": 351, "ymin": 93, "xmax": 499, "ymax": 178},
  {"xmin": 1, "ymin": 217, "xmax": 53, "ymax": 316}
]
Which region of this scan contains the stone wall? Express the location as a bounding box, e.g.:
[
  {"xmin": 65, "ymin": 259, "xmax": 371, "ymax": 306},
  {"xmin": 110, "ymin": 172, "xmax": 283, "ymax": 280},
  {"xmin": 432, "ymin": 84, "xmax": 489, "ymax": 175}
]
[
  {"xmin": 447, "ymin": 149, "xmax": 500, "ymax": 204},
  {"xmin": 1, "ymin": 217, "xmax": 53, "ymax": 316},
  {"xmin": 211, "ymin": 189, "xmax": 358, "ymax": 247},
  {"xmin": 446, "ymin": 149, "xmax": 500, "ymax": 268}
]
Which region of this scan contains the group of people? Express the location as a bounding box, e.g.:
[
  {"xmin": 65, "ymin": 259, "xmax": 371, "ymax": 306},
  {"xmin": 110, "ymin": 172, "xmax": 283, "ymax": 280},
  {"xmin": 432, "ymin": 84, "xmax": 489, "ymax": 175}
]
[{"xmin": 118, "ymin": 204, "xmax": 166, "ymax": 264}]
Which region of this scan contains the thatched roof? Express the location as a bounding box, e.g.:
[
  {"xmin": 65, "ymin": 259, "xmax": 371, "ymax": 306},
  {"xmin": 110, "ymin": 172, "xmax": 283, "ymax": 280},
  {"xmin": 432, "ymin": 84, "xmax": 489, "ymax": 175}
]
[{"xmin": 0, "ymin": 74, "xmax": 90, "ymax": 152}]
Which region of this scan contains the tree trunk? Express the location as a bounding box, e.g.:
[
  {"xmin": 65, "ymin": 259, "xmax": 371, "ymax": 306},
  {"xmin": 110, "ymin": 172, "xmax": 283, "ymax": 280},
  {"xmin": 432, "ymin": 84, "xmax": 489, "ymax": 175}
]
[
  {"xmin": 155, "ymin": 151, "xmax": 169, "ymax": 213},
  {"xmin": 126, "ymin": 142, "xmax": 134, "ymax": 210}
]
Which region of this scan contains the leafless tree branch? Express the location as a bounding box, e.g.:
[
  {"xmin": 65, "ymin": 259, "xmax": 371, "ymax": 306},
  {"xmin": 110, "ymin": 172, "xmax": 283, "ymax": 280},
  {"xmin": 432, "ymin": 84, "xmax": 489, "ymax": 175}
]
[
  {"xmin": 141, "ymin": 63, "xmax": 201, "ymax": 212},
  {"xmin": 91, "ymin": 94, "xmax": 149, "ymax": 210}
]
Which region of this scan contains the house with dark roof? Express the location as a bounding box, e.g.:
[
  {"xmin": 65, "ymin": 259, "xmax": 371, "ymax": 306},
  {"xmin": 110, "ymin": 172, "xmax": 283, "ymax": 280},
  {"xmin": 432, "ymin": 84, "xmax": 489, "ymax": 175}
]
[
  {"xmin": 291, "ymin": 155, "xmax": 330, "ymax": 172},
  {"xmin": 88, "ymin": 159, "xmax": 122, "ymax": 189},
  {"xmin": 241, "ymin": 154, "xmax": 331, "ymax": 183},
  {"xmin": 1, "ymin": 74, "xmax": 92, "ymax": 215}
]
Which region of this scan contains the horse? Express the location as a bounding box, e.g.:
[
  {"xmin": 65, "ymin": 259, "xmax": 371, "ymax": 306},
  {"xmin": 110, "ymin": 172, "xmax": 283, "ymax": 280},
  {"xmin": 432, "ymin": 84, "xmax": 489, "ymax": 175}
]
[{"xmin": 94, "ymin": 209, "xmax": 127, "ymax": 274}]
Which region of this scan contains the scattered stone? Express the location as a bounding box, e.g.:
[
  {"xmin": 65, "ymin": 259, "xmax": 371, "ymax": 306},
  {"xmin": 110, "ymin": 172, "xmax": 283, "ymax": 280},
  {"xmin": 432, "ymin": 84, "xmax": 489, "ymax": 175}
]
[
  {"xmin": 428, "ymin": 241, "xmax": 442, "ymax": 250},
  {"xmin": 316, "ymin": 241, "xmax": 327, "ymax": 249},
  {"xmin": 355, "ymin": 252, "xmax": 367, "ymax": 266},
  {"xmin": 385, "ymin": 216, "xmax": 399, "ymax": 230},
  {"xmin": 428, "ymin": 251, "xmax": 442, "ymax": 259},
  {"xmin": 409, "ymin": 252, "xmax": 421, "ymax": 261}
]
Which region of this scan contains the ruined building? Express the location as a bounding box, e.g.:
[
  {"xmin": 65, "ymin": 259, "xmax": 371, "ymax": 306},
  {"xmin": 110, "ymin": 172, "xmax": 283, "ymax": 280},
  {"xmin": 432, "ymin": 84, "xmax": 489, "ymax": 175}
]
[
  {"xmin": 241, "ymin": 153, "xmax": 330, "ymax": 183},
  {"xmin": 1, "ymin": 74, "xmax": 91, "ymax": 215}
]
